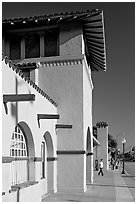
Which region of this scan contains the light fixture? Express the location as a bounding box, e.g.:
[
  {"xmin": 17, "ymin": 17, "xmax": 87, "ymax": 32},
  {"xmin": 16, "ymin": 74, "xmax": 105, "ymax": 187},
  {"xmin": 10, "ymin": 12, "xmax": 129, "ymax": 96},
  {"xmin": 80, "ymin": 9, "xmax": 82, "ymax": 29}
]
[
  {"xmin": 121, "ymin": 138, "xmax": 126, "ymax": 174},
  {"xmin": 122, "ymin": 138, "xmax": 126, "ymax": 144}
]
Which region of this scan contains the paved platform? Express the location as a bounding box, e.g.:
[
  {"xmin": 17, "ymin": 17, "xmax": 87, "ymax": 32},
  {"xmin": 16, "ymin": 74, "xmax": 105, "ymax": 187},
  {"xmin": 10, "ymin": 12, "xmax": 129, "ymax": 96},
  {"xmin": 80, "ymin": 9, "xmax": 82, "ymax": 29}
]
[{"xmin": 42, "ymin": 168, "xmax": 135, "ymax": 202}]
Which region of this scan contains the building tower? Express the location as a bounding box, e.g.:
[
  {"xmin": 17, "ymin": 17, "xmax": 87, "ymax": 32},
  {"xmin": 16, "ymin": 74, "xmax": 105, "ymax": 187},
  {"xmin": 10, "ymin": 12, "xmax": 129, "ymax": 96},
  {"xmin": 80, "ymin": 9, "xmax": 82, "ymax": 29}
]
[{"xmin": 96, "ymin": 122, "xmax": 109, "ymax": 170}]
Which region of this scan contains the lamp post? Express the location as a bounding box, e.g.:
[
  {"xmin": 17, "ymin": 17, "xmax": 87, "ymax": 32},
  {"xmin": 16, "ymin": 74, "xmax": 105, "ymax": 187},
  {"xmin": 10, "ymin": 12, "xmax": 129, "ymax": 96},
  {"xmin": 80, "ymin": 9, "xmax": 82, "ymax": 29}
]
[
  {"xmin": 116, "ymin": 133, "xmax": 125, "ymax": 162},
  {"xmin": 121, "ymin": 138, "xmax": 126, "ymax": 174}
]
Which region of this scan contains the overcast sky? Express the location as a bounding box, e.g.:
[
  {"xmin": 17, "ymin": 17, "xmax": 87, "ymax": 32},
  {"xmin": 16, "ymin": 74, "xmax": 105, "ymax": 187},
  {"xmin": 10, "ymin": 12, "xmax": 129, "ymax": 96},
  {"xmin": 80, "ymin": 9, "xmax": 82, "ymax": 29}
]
[{"xmin": 2, "ymin": 2, "xmax": 135, "ymax": 151}]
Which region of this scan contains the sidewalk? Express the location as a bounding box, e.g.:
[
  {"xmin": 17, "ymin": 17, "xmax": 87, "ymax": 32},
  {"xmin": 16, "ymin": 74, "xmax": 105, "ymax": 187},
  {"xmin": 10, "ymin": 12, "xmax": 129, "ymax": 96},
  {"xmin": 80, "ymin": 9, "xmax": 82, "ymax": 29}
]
[{"xmin": 42, "ymin": 167, "xmax": 135, "ymax": 202}]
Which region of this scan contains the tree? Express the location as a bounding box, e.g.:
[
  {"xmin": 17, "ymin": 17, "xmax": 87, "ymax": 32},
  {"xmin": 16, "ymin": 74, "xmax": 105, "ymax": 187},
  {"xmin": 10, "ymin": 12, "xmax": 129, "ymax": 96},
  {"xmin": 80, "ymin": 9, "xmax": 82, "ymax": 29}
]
[{"xmin": 108, "ymin": 134, "xmax": 117, "ymax": 153}]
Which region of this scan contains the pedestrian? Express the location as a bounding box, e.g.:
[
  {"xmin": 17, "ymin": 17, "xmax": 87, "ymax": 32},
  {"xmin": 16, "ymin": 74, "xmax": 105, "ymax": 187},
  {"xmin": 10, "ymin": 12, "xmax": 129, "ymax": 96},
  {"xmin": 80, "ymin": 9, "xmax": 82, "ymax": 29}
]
[{"xmin": 98, "ymin": 159, "xmax": 104, "ymax": 176}]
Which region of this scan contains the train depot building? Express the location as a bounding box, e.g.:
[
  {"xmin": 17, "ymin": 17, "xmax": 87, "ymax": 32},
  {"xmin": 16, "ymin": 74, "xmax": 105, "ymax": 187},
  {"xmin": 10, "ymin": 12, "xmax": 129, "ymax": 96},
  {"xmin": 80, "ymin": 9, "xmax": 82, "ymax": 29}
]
[{"xmin": 2, "ymin": 9, "xmax": 107, "ymax": 202}]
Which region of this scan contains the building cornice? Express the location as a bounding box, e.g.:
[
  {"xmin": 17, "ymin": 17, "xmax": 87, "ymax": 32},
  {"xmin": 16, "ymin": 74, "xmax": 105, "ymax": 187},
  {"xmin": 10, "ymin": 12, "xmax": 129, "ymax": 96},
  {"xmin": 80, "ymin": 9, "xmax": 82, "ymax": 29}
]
[
  {"xmin": 39, "ymin": 55, "xmax": 83, "ymax": 67},
  {"xmin": 2, "ymin": 53, "xmax": 58, "ymax": 107},
  {"xmin": 14, "ymin": 55, "xmax": 84, "ymax": 68},
  {"xmin": 96, "ymin": 122, "xmax": 108, "ymax": 128}
]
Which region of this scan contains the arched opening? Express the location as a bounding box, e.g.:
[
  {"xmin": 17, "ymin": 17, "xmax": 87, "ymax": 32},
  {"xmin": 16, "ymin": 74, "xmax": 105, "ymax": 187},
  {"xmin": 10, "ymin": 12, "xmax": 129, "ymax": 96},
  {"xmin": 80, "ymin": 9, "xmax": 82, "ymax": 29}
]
[
  {"xmin": 10, "ymin": 121, "xmax": 35, "ymax": 186},
  {"xmin": 43, "ymin": 131, "xmax": 54, "ymax": 193},
  {"xmin": 86, "ymin": 127, "xmax": 92, "ymax": 184},
  {"xmin": 18, "ymin": 121, "xmax": 35, "ymax": 181}
]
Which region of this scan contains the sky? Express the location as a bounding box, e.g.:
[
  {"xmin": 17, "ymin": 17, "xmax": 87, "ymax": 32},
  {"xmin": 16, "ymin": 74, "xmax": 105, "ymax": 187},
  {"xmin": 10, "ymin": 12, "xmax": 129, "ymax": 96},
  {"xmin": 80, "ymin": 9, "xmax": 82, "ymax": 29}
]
[{"xmin": 2, "ymin": 1, "xmax": 135, "ymax": 151}]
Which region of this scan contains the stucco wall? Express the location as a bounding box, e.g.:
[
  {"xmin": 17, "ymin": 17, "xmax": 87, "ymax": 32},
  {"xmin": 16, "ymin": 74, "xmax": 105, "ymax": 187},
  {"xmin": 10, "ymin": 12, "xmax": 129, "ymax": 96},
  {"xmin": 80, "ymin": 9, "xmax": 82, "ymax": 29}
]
[
  {"xmin": 57, "ymin": 154, "xmax": 85, "ymax": 192},
  {"xmin": 60, "ymin": 23, "xmax": 83, "ymax": 56},
  {"xmin": 2, "ymin": 60, "xmax": 57, "ymax": 201},
  {"xmin": 38, "ymin": 55, "xmax": 93, "ymax": 192},
  {"xmin": 38, "ymin": 62, "xmax": 83, "ymax": 149},
  {"xmin": 38, "ymin": 59, "xmax": 85, "ymax": 192}
]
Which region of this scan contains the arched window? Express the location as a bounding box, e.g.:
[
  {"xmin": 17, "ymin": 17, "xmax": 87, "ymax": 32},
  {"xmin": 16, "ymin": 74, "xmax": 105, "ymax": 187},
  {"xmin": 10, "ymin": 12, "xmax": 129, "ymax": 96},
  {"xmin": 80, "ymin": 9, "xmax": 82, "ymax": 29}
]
[{"xmin": 10, "ymin": 125, "xmax": 28, "ymax": 186}]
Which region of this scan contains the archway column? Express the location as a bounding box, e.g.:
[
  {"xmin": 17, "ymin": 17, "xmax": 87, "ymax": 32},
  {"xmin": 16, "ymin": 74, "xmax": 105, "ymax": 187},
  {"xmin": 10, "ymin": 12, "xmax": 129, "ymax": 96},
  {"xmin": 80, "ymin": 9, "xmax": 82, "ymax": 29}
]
[
  {"xmin": 86, "ymin": 127, "xmax": 93, "ymax": 185},
  {"xmin": 57, "ymin": 150, "xmax": 86, "ymax": 193},
  {"xmin": 43, "ymin": 131, "xmax": 56, "ymax": 194},
  {"xmin": 86, "ymin": 154, "xmax": 93, "ymax": 184}
]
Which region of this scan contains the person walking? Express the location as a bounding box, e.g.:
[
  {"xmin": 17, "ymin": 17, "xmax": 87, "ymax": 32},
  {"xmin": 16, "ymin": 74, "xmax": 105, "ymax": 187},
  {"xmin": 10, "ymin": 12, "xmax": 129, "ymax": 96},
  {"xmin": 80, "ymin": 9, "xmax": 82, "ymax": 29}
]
[{"xmin": 98, "ymin": 159, "xmax": 104, "ymax": 176}]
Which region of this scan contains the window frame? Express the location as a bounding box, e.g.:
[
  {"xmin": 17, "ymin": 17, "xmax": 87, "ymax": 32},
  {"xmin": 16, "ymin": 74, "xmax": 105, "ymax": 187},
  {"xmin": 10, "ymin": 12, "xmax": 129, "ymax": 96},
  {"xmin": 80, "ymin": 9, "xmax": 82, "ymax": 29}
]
[{"xmin": 10, "ymin": 125, "xmax": 29, "ymax": 186}]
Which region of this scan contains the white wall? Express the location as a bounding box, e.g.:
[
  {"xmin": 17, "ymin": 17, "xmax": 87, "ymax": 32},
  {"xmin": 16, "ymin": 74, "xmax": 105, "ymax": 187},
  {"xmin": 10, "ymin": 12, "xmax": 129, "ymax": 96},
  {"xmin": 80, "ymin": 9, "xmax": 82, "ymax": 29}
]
[{"xmin": 2, "ymin": 60, "xmax": 57, "ymax": 201}]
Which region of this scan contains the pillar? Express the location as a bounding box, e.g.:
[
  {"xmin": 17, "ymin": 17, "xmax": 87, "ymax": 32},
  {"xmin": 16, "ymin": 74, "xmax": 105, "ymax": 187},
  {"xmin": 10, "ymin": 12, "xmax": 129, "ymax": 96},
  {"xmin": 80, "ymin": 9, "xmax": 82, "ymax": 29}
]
[{"xmin": 57, "ymin": 150, "xmax": 86, "ymax": 193}]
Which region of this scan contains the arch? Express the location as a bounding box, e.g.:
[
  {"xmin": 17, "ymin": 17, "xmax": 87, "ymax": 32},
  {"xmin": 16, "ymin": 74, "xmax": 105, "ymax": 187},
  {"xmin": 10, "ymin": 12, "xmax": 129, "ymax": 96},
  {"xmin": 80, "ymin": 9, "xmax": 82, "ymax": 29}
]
[
  {"xmin": 43, "ymin": 131, "xmax": 54, "ymax": 157},
  {"xmin": 86, "ymin": 127, "xmax": 92, "ymax": 184},
  {"xmin": 18, "ymin": 121, "xmax": 35, "ymax": 181},
  {"xmin": 87, "ymin": 127, "xmax": 91, "ymax": 152},
  {"xmin": 43, "ymin": 131, "xmax": 54, "ymax": 193}
]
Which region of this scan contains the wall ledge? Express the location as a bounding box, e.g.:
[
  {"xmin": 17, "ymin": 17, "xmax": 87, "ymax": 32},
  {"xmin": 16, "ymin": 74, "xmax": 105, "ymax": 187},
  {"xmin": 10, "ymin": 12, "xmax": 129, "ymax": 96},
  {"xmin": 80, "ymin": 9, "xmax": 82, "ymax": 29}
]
[
  {"xmin": 13, "ymin": 55, "xmax": 84, "ymax": 67},
  {"xmin": 10, "ymin": 181, "xmax": 38, "ymax": 191}
]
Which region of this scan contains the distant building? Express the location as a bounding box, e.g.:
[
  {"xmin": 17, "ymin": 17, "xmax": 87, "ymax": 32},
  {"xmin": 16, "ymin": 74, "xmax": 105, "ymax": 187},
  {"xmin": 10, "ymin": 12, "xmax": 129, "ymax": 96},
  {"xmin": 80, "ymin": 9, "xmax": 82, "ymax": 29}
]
[
  {"xmin": 2, "ymin": 9, "xmax": 106, "ymax": 202},
  {"xmin": 93, "ymin": 122, "xmax": 109, "ymax": 170}
]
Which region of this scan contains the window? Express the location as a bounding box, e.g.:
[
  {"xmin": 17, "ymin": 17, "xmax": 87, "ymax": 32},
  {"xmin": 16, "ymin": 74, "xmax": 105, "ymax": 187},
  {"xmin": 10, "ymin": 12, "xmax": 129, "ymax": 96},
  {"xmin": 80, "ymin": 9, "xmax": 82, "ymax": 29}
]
[
  {"xmin": 10, "ymin": 125, "xmax": 28, "ymax": 186},
  {"xmin": 10, "ymin": 35, "xmax": 21, "ymax": 60},
  {"xmin": 25, "ymin": 33, "xmax": 40, "ymax": 58},
  {"xmin": 44, "ymin": 30, "xmax": 59, "ymax": 57},
  {"xmin": 9, "ymin": 29, "xmax": 59, "ymax": 60}
]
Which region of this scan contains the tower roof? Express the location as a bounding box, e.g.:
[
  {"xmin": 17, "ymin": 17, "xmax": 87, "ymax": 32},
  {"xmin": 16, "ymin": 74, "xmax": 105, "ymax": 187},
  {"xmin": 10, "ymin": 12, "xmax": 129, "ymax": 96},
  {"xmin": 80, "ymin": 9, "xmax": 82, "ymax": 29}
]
[{"xmin": 3, "ymin": 9, "xmax": 107, "ymax": 71}]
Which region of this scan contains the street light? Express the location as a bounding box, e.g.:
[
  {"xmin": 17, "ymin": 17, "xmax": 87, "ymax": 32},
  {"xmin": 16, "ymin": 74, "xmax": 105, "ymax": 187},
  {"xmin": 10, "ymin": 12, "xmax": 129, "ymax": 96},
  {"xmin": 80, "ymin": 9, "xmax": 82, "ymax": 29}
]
[
  {"xmin": 121, "ymin": 138, "xmax": 126, "ymax": 174},
  {"xmin": 116, "ymin": 133, "xmax": 125, "ymax": 160}
]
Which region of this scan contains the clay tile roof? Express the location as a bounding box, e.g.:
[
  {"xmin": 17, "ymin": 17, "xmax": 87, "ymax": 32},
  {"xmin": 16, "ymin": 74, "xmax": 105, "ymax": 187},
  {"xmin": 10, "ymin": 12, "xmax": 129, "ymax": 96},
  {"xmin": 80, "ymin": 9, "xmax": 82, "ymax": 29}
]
[{"xmin": 2, "ymin": 9, "xmax": 107, "ymax": 71}]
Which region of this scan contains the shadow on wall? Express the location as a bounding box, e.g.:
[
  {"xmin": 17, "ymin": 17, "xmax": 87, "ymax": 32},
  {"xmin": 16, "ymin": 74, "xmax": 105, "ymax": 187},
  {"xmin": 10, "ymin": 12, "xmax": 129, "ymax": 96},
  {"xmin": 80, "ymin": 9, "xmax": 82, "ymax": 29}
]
[
  {"xmin": 10, "ymin": 77, "xmax": 33, "ymax": 122},
  {"xmin": 60, "ymin": 23, "xmax": 82, "ymax": 45}
]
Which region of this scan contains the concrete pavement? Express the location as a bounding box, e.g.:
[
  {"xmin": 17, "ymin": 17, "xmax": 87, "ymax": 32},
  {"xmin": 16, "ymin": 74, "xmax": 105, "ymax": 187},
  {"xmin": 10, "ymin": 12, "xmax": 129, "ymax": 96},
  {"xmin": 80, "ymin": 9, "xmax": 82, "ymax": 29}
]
[{"xmin": 42, "ymin": 167, "xmax": 135, "ymax": 202}]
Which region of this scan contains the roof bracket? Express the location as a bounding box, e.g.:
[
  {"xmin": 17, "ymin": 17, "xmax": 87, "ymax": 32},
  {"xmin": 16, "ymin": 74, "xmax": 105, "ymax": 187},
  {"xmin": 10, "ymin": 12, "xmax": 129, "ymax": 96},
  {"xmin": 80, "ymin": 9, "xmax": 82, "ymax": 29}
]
[
  {"xmin": 3, "ymin": 94, "xmax": 35, "ymax": 103},
  {"xmin": 55, "ymin": 124, "xmax": 72, "ymax": 129},
  {"xmin": 37, "ymin": 114, "xmax": 60, "ymax": 128},
  {"xmin": 3, "ymin": 94, "xmax": 35, "ymax": 115}
]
